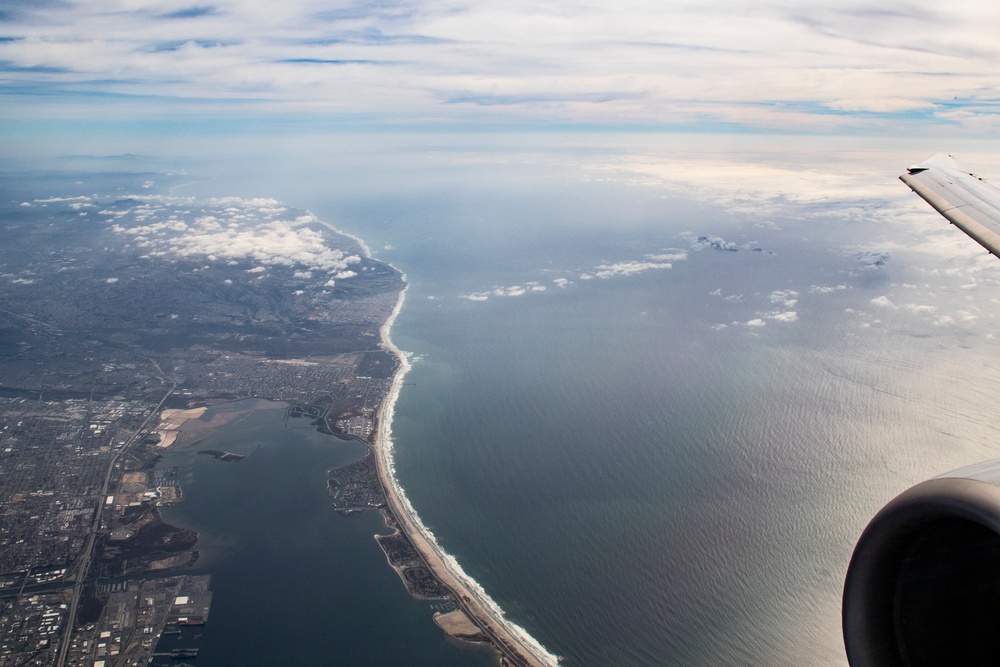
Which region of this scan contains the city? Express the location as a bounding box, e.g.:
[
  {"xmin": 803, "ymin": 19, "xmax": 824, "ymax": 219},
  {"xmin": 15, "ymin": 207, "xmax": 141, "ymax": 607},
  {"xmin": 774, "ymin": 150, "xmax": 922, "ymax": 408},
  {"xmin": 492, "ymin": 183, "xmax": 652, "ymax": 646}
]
[{"xmin": 0, "ymin": 187, "xmax": 410, "ymax": 665}]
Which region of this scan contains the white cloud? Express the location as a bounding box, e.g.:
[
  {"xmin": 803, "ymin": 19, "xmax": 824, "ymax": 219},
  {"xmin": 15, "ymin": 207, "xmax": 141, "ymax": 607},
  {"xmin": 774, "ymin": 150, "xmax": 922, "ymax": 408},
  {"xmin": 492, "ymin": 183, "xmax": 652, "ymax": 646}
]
[
  {"xmin": 903, "ymin": 304, "xmax": 937, "ymax": 314},
  {"xmin": 592, "ymin": 260, "xmax": 673, "ymax": 279},
  {"xmin": 105, "ymin": 277, "xmax": 119, "ymax": 283},
  {"xmin": 694, "ymin": 236, "xmax": 739, "ymax": 252},
  {"xmin": 7, "ymin": 0, "xmax": 997, "ymax": 132},
  {"xmin": 768, "ymin": 311, "xmax": 798, "ymax": 322},
  {"xmin": 585, "ymin": 251, "xmax": 685, "ymax": 280},
  {"xmin": 871, "ymin": 295, "xmax": 896, "ymax": 308},
  {"xmin": 33, "ymin": 196, "xmax": 91, "ymax": 204},
  {"xmin": 769, "ymin": 289, "xmax": 798, "ymax": 308},
  {"xmin": 109, "ymin": 197, "xmax": 360, "ymax": 277},
  {"xmin": 494, "ymin": 286, "xmax": 527, "ymax": 297},
  {"xmin": 647, "ymin": 252, "xmax": 687, "ymax": 262},
  {"xmin": 468, "ymin": 249, "xmax": 684, "ymax": 302},
  {"xmin": 746, "ymin": 319, "xmax": 767, "ymax": 327}
]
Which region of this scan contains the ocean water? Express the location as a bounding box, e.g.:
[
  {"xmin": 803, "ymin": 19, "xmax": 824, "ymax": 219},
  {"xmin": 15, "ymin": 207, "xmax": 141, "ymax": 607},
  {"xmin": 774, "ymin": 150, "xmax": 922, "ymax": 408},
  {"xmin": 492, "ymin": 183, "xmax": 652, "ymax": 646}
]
[
  {"xmin": 12, "ymin": 135, "xmax": 1000, "ymax": 666},
  {"xmin": 286, "ymin": 140, "xmax": 1000, "ymax": 666}
]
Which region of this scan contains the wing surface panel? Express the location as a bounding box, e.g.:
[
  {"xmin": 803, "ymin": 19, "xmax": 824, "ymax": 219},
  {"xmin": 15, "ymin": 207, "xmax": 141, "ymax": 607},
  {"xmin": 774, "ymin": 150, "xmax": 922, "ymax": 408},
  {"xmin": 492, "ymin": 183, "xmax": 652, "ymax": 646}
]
[{"xmin": 900, "ymin": 154, "xmax": 1000, "ymax": 257}]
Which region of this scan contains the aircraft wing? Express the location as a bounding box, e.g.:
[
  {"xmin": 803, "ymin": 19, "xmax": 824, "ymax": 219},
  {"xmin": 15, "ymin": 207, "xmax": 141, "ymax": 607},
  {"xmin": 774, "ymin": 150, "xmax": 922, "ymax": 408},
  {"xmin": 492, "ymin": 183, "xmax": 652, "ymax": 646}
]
[
  {"xmin": 900, "ymin": 154, "xmax": 1000, "ymax": 257},
  {"xmin": 844, "ymin": 158, "xmax": 1000, "ymax": 667}
]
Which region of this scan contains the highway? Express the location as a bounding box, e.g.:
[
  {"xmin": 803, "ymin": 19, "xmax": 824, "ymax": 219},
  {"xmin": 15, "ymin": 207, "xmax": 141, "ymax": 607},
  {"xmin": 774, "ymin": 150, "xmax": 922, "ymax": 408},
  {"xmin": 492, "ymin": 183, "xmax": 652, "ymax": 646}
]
[{"xmin": 54, "ymin": 368, "xmax": 176, "ymax": 667}]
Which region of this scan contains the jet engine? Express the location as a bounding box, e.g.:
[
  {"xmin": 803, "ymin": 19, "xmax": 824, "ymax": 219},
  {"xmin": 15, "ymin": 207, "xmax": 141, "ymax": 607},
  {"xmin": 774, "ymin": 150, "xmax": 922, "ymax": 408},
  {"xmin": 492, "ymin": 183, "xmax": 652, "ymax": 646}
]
[{"xmin": 843, "ymin": 461, "xmax": 1000, "ymax": 666}]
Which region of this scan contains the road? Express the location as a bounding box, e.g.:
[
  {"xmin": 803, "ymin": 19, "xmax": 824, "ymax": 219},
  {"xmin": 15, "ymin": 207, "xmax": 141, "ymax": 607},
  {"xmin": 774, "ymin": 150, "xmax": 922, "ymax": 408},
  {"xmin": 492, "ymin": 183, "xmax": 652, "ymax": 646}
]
[{"xmin": 53, "ymin": 366, "xmax": 176, "ymax": 667}]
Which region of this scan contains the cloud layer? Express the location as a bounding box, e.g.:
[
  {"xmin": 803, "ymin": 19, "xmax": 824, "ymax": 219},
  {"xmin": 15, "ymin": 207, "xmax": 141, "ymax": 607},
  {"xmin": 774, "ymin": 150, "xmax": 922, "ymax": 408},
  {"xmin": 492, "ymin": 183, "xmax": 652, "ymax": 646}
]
[
  {"xmin": 100, "ymin": 195, "xmax": 361, "ymax": 276},
  {"xmin": 3, "ymin": 1, "xmax": 1000, "ymax": 131}
]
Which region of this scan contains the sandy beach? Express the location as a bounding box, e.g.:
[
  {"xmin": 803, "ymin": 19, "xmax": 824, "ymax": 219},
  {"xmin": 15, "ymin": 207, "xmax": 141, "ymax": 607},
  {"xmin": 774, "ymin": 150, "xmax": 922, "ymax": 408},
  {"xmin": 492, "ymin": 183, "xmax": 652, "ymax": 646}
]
[{"xmin": 374, "ymin": 283, "xmax": 559, "ymax": 667}]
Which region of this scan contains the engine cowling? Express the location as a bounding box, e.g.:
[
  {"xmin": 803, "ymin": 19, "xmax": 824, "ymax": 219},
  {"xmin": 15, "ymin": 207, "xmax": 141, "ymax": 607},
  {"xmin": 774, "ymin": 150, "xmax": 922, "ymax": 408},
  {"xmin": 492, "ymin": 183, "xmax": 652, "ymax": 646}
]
[{"xmin": 843, "ymin": 461, "xmax": 1000, "ymax": 667}]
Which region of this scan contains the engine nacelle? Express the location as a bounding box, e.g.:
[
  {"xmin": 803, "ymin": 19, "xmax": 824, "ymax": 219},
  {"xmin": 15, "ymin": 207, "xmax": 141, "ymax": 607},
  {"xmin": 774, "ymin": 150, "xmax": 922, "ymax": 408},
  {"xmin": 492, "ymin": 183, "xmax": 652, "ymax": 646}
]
[{"xmin": 844, "ymin": 461, "xmax": 1000, "ymax": 667}]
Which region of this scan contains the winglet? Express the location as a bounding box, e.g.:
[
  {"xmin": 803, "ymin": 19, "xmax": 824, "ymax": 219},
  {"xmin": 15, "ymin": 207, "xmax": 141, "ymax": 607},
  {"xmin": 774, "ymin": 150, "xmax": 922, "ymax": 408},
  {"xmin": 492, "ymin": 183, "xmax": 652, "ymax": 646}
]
[{"xmin": 906, "ymin": 154, "xmax": 959, "ymax": 175}]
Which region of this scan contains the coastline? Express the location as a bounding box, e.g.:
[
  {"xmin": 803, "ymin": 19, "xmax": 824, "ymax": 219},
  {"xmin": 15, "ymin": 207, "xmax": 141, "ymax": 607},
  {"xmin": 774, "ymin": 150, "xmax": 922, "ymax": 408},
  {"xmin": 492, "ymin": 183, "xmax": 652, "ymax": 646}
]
[
  {"xmin": 374, "ymin": 281, "xmax": 560, "ymax": 667},
  {"xmin": 312, "ymin": 216, "xmax": 372, "ymax": 259}
]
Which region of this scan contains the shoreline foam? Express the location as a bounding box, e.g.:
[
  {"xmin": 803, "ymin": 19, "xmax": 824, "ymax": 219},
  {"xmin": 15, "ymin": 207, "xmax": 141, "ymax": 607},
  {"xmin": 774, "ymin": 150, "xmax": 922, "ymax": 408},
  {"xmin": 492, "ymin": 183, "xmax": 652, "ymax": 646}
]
[{"xmin": 375, "ymin": 280, "xmax": 560, "ymax": 667}]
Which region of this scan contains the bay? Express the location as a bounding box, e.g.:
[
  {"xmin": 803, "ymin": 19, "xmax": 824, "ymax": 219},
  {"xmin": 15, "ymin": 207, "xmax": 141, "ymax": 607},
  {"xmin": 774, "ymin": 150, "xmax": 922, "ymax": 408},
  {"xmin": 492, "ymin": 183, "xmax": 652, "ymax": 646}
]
[{"xmin": 158, "ymin": 402, "xmax": 488, "ymax": 666}]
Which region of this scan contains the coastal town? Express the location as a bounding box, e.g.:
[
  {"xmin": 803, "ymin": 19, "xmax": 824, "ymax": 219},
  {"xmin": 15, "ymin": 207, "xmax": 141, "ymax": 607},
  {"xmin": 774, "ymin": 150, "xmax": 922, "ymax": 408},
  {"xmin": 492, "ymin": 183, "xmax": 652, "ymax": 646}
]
[{"xmin": 0, "ymin": 188, "xmax": 553, "ymax": 667}]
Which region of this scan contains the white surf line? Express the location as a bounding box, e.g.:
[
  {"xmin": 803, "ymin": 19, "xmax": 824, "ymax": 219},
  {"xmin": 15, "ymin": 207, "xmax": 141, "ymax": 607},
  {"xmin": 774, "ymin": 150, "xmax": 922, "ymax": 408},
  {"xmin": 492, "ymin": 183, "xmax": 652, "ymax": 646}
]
[{"xmin": 376, "ymin": 282, "xmax": 561, "ymax": 667}]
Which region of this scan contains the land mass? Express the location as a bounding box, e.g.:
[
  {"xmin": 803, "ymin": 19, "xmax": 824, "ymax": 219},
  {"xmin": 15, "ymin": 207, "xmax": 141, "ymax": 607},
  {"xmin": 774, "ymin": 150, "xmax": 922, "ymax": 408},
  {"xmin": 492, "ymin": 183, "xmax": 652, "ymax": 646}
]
[{"xmin": 0, "ymin": 172, "xmax": 553, "ymax": 667}]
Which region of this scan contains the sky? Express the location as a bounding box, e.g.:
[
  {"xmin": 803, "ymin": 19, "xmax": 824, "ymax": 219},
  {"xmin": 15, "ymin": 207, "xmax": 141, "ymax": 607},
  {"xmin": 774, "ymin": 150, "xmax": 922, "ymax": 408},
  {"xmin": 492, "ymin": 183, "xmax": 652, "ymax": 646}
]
[
  {"xmin": 4, "ymin": 0, "xmax": 1000, "ymax": 292},
  {"xmin": 2, "ymin": 0, "xmax": 1000, "ymax": 135}
]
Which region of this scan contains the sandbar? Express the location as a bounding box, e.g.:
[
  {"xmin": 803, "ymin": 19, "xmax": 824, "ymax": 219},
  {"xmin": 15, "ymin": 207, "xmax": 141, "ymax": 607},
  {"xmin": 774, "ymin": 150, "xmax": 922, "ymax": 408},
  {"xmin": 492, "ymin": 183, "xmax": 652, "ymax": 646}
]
[
  {"xmin": 160, "ymin": 407, "xmax": 208, "ymax": 426},
  {"xmin": 155, "ymin": 400, "xmax": 283, "ymax": 448},
  {"xmin": 155, "ymin": 431, "xmax": 178, "ymax": 448},
  {"xmin": 154, "ymin": 407, "xmax": 208, "ymax": 446},
  {"xmin": 374, "ymin": 285, "xmax": 558, "ymax": 667}
]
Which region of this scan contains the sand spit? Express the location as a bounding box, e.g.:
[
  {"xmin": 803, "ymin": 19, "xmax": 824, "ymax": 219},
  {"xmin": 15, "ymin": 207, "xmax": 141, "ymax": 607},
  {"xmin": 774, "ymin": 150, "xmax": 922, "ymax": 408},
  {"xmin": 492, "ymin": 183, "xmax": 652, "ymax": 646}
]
[{"xmin": 374, "ymin": 282, "xmax": 560, "ymax": 667}]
